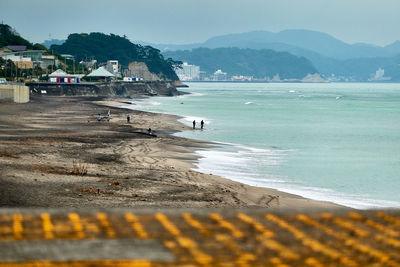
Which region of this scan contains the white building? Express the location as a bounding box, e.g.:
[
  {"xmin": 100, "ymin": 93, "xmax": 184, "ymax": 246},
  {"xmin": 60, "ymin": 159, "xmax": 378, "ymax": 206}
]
[
  {"xmin": 48, "ymin": 69, "xmax": 82, "ymax": 83},
  {"xmin": 213, "ymin": 69, "xmax": 227, "ymax": 81},
  {"xmin": 106, "ymin": 60, "xmax": 121, "ymax": 77},
  {"xmin": 369, "ymin": 68, "xmax": 391, "ymax": 81},
  {"xmin": 175, "ymin": 62, "xmax": 200, "ymax": 81}
]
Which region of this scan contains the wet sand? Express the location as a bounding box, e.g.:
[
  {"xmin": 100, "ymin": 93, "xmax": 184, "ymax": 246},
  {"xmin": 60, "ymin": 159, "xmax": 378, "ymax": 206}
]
[{"xmin": 0, "ymin": 96, "xmax": 343, "ymax": 210}]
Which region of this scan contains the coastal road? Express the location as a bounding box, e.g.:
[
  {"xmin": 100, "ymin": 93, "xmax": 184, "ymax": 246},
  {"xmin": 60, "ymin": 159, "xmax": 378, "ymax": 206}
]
[{"xmin": 0, "ymin": 209, "xmax": 399, "ymax": 266}]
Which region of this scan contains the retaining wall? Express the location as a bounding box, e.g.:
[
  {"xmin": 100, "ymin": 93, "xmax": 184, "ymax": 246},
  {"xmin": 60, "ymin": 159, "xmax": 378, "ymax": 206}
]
[
  {"xmin": 0, "ymin": 84, "xmax": 29, "ymax": 103},
  {"xmin": 25, "ymin": 81, "xmax": 179, "ymax": 97}
]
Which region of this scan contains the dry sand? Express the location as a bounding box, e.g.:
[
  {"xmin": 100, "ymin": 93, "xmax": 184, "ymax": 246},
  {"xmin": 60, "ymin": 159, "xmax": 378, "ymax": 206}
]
[{"xmin": 0, "ymin": 96, "xmax": 343, "ymax": 210}]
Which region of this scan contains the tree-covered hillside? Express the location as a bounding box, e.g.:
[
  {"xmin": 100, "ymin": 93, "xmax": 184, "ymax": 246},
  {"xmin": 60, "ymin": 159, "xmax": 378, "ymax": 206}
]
[
  {"xmin": 0, "ymin": 24, "xmax": 46, "ymax": 50},
  {"xmin": 51, "ymin": 33, "xmax": 180, "ymax": 80},
  {"xmin": 164, "ymin": 47, "xmax": 318, "ymax": 79}
]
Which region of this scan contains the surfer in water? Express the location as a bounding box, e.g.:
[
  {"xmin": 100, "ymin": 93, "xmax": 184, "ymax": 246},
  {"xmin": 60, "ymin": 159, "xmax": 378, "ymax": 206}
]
[
  {"xmin": 193, "ymin": 120, "xmax": 196, "ymax": 129},
  {"xmin": 201, "ymin": 120, "xmax": 204, "ymax": 129}
]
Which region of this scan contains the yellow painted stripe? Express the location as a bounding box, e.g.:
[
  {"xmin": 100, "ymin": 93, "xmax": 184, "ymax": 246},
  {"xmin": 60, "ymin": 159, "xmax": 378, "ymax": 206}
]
[
  {"xmin": 269, "ymin": 257, "xmax": 290, "ymax": 267},
  {"xmin": 125, "ymin": 213, "xmax": 149, "ymax": 239},
  {"xmin": 210, "ymin": 213, "xmax": 243, "ymax": 238},
  {"xmin": 154, "ymin": 213, "xmax": 180, "ymax": 236},
  {"xmin": 297, "ymin": 214, "xmax": 399, "ymax": 267},
  {"xmin": 96, "ymin": 213, "xmax": 116, "ymax": 238},
  {"xmin": 237, "ymin": 213, "xmax": 274, "ymax": 238},
  {"xmin": 41, "ymin": 213, "xmax": 54, "ymax": 239},
  {"xmin": 155, "ymin": 213, "xmax": 212, "ymax": 265},
  {"xmin": 348, "ymin": 212, "xmax": 399, "ymax": 237},
  {"xmin": 182, "ymin": 213, "xmax": 211, "ymax": 237},
  {"xmin": 323, "ymin": 213, "xmax": 400, "ymax": 250},
  {"xmin": 0, "ymin": 259, "xmax": 151, "ymax": 267},
  {"xmin": 184, "ymin": 213, "xmax": 255, "ymax": 266},
  {"xmin": 265, "ymin": 213, "xmax": 357, "ymax": 267},
  {"xmin": 377, "ymin": 212, "xmax": 400, "ymax": 228},
  {"xmin": 305, "ymin": 257, "xmax": 324, "ymax": 267},
  {"xmin": 237, "ymin": 213, "xmax": 297, "ymax": 261},
  {"xmin": 321, "ymin": 212, "xmax": 369, "ymax": 237},
  {"xmin": 68, "ymin": 213, "xmax": 85, "ymax": 239},
  {"xmin": 13, "ymin": 214, "xmax": 23, "ymax": 240}
]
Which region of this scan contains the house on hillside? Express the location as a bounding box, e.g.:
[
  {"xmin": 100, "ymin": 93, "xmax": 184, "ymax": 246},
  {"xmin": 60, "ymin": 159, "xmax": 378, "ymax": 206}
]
[
  {"xmin": 5, "ymin": 45, "xmax": 27, "ymax": 52},
  {"xmin": 0, "ymin": 45, "xmax": 56, "ymax": 69}
]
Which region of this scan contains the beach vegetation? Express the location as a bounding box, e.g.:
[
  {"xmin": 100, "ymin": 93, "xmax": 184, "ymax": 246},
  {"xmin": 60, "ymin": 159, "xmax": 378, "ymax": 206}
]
[{"xmin": 71, "ymin": 161, "xmax": 88, "ymax": 176}]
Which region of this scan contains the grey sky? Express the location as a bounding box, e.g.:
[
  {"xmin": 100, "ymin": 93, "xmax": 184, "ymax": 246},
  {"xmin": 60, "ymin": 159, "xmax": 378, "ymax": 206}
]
[{"xmin": 1, "ymin": 0, "xmax": 399, "ymax": 46}]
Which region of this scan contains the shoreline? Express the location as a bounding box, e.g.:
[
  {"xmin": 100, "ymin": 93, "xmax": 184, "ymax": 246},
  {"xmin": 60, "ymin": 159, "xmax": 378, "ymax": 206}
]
[
  {"xmin": 0, "ymin": 95, "xmax": 345, "ymax": 210},
  {"xmin": 104, "ymin": 97, "xmax": 347, "ymax": 210}
]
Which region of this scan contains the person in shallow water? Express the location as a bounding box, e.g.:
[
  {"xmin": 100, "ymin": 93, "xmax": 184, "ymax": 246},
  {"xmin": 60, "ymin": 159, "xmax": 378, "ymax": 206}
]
[
  {"xmin": 127, "ymin": 114, "xmax": 130, "ymax": 123},
  {"xmin": 201, "ymin": 120, "xmax": 204, "ymax": 129},
  {"xmin": 193, "ymin": 120, "xmax": 196, "ymax": 129}
]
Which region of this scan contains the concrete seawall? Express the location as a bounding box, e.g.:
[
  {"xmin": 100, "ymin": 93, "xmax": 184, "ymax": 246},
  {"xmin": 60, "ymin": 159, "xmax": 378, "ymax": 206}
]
[
  {"xmin": 0, "ymin": 84, "xmax": 29, "ymax": 103},
  {"xmin": 25, "ymin": 81, "xmax": 179, "ymax": 97}
]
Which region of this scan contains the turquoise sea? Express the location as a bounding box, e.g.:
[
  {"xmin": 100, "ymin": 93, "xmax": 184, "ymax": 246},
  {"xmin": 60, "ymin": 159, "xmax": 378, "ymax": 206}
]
[{"xmin": 130, "ymin": 82, "xmax": 400, "ymax": 209}]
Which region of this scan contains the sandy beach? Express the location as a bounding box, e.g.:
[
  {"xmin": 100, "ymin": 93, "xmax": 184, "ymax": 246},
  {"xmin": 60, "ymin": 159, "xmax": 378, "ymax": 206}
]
[{"xmin": 0, "ymin": 95, "xmax": 343, "ymax": 210}]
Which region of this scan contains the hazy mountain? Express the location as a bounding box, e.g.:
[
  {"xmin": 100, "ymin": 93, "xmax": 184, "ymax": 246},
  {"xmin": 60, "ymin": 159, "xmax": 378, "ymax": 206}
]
[
  {"xmin": 153, "ymin": 29, "xmax": 400, "ymax": 81},
  {"xmin": 164, "ymin": 47, "xmax": 317, "ymax": 79},
  {"xmin": 42, "ymin": 39, "xmax": 65, "ymax": 49},
  {"xmin": 144, "ymin": 30, "xmax": 400, "ymax": 60}
]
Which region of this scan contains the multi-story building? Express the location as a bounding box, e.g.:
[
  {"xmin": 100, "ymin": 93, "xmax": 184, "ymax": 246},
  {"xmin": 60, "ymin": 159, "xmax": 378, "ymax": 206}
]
[
  {"xmin": 41, "ymin": 55, "xmax": 57, "ymax": 69},
  {"xmin": 106, "ymin": 60, "xmax": 121, "ymax": 77},
  {"xmin": 175, "ymin": 62, "xmax": 200, "ymax": 81},
  {"xmin": 0, "ymin": 46, "xmax": 57, "ymax": 69},
  {"xmin": 213, "ymin": 69, "xmax": 227, "ymax": 81}
]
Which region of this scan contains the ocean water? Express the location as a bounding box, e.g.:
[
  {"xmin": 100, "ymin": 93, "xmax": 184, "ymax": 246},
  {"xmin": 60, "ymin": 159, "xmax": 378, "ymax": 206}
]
[{"xmin": 130, "ymin": 82, "xmax": 400, "ymax": 209}]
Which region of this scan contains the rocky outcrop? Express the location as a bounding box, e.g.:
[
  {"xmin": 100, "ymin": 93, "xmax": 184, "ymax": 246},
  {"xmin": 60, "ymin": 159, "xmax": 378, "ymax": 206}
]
[
  {"xmin": 25, "ymin": 81, "xmax": 180, "ymax": 97},
  {"xmin": 126, "ymin": 62, "xmax": 160, "ymax": 81}
]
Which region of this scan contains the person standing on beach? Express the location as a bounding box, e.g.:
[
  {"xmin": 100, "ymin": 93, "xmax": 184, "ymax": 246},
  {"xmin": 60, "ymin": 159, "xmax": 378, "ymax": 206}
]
[
  {"xmin": 127, "ymin": 114, "xmax": 130, "ymax": 123},
  {"xmin": 97, "ymin": 114, "xmax": 101, "ymax": 121},
  {"xmin": 201, "ymin": 120, "xmax": 204, "ymax": 130},
  {"xmin": 193, "ymin": 120, "xmax": 196, "ymax": 129}
]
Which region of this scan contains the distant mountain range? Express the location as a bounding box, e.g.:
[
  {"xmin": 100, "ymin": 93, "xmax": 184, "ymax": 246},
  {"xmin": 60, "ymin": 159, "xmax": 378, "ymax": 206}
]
[
  {"xmin": 165, "ymin": 47, "xmax": 317, "ymax": 79},
  {"xmin": 145, "ymin": 30, "xmax": 400, "ymax": 60},
  {"xmin": 43, "ymin": 29, "xmax": 400, "ymax": 81},
  {"xmin": 139, "ymin": 30, "xmax": 400, "ymax": 81}
]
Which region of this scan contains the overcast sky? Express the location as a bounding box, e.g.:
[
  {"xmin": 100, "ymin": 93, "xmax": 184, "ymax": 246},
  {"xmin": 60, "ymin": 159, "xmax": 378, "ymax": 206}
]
[{"xmin": 1, "ymin": 0, "xmax": 399, "ymax": 46}]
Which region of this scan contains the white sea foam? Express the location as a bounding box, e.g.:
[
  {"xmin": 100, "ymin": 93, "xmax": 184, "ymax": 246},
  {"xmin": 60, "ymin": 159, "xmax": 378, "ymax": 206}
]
[
  {"xmin": 177, "ymin": 92, "xmax": 205, "ymax": 98},
  {"xmin": 245, "ymin": 101, "xmax": 253, "ymax": 105},
  {"xmin": 178, "ymin": 116, "xmax": 211, "ymax": 127},
  {"xmin": 193, "ymin": 142, "xmax": 400, "ymax": 210},
  {"xmin": 126, "ymin": 83, "xmax": 400, "ymax": 210}
]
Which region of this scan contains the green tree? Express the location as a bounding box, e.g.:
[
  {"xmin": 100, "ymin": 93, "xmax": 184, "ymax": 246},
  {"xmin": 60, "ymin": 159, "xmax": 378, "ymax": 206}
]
[{"xmin": 51, "ymin": 32, "xmax": 180, "ymax": 80}]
